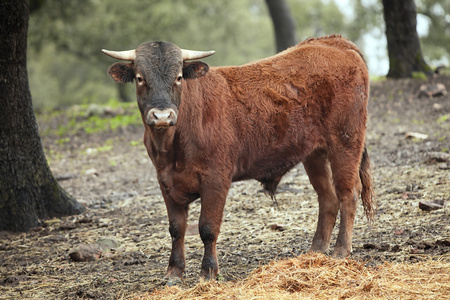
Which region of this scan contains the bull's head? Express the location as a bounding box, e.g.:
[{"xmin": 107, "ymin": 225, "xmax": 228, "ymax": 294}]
[{"xmin": 103, "ymin": 42, "xmax": 214, "ymax": 128}]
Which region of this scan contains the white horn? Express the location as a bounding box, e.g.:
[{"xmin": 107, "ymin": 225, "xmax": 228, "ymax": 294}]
[
  {"xmin": 181, "ymin": 49, "xmax": 215, "ymax": 61},
  {"xmin": 102, "ymin": 49, "xmax": 136, "ymax": 61}
]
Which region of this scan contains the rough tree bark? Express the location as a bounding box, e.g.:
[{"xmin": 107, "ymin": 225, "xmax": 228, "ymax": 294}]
[
  {"xmin": 382, "ymin": 0, "xmax": 431, "ymax": 78},
  {"xmin": 0, "ymin": 0, "xmax": 84, "ymax": 231},
  {"xmin": 265, "ymin": 0, "xmax": 298, "ymax": 53}
]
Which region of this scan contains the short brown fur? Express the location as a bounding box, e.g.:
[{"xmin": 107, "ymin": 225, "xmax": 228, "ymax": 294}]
[{"xmin": 106, "ymin": 35, "xmax": 375, "ymax": 282}]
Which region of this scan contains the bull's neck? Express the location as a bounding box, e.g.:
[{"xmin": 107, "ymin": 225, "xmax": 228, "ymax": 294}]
[{"xmin": 144, "ymin": 125, "xmax": 177, "ymax": 169}]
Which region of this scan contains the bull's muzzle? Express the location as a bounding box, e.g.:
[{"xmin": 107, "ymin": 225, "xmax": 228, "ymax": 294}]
[{"xmin": 145, "ymin": 108, "xmax": 177, "ymax": 128}]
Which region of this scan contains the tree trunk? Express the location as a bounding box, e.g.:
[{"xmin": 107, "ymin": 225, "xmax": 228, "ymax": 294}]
[
  {"xmin": 382, "ymin": 0, "xmax": 431, "ymax": 78},
  {"xmin": 265, "ymin": 0, "xmax": 298, "ymax": 53},
  {"xmin": 0, "ymin": 0, "xmax": 84, "ymax": 231}
]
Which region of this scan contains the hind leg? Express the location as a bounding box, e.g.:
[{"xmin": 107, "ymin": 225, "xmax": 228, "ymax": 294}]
[
  {"xmin": 328, "ymin": 148, "xmax": 363, "ymax": 257},
  {"xmin": 304, "ymin": 149, "xmax": 339, "ymax": 253}
]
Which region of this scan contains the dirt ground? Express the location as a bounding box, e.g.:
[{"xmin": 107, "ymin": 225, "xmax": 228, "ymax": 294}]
[{"xmin": 1, "ymin": 75, "xmax": 449, "ymax": 299}]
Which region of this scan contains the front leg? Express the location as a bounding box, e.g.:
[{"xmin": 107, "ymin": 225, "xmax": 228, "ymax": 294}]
[
  {"xmin": 198, "ymin": 181, "xmax": 229, "ymax": 279},
  {"xmin": 164, "ymin": 200, "xmax": 189, "ymax": 281}
]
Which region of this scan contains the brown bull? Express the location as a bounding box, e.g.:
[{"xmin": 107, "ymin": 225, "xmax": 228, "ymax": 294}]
[{"xmin": 103, "ymin": 34, "xmax": 375, "ymax": 283}]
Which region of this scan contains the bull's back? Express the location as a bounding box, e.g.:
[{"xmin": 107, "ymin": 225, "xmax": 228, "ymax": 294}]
[{"xmin": 213, "ymin": 36, "xmax": 368, "ymax": 182}]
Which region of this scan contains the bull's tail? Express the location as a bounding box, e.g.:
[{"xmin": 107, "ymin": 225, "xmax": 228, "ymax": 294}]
[{"xmin": 359, "ymin": 146, "xmax": 375, "ymax": 222}]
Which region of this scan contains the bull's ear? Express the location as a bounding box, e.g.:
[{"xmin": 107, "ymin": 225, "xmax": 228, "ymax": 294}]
[
  {"xmin": 182, "ymin": 61, "xmax": 209, "ymax": 79},
  {"xmin": 107, "ymin": 62, "xmax": 135, "ymax": 84}
]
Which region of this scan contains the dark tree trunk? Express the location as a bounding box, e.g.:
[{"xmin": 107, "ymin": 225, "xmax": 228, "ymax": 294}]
[
  {"xmin": 0, "ymin": 0, "xmax": 84, "ymax": 231},
  {"xmin": 265, "ymin": 0, "xmax": 298, "ymax": 53},
  {"xmin": 382, "ymin": 0, "xmax": 431, "ymax": 78}
]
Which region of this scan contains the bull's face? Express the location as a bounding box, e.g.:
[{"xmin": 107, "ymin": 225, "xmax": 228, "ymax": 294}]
[{"xmin": 103, "ymin": 42, "xmax": 214, "ymax": 128}]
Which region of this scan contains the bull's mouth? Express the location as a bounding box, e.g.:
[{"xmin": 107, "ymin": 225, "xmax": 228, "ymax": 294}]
[{"xmin": 153, "ymin": 122, "xmax": 175, "ymax": 129}]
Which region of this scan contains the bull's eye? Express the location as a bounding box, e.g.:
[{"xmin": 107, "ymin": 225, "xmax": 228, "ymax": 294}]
[
  {"xmin": 175, "ymin": 73, "xmax": 183, "ymax": 85},
  {"xmin": 136, "ymin": 74, "xmax": 144, "ymax": 86}
]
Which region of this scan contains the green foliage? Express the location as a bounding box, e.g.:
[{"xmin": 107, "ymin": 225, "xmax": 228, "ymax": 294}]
[
  {"xmin": 28, "ymin": 44, "xmax": 113, "ymax": 110},
  {"xmin": 369, "ymin": 76, "xmax": 387, "ymax": 82},
  {"xmin": 347, "ymin": 0, "xmax": 384, "ymax": 44},
  {"xmin": 288, "ymin": 0, "xmax": 348, "ymax": 40},
  {"xmin": 39, "ymin": 98, "xmax": 141, "ymax": 136},
  {"xmin": 27, "ymin": 0, "xmax": 449, "ymax": 108},
  {"xmin": 437, "ymin": 114, "xmax": 449, "ymax": 124},
  {"xmin": 28, "ymin": 0, "xmax": 276, "ymax": 109},
  {"xmin": 130, "ymin": 140, "xmax": 141, "ymax": 147},
  {"xmin": 416, "ymin": 0, "xmax": 450, "ymax": 65},
  {"xmin": 411, "ymin": 71, "xmax": 428, "ymax": 80},
  {"xmin": 28, "ymin": 0, "xmax": 373, "ymax": 110},
  {"xmin": 56, "ymin": 137, "xmax": 70, "ymax": 145},
  {"xmin": 412, "ymin": 118, "xmax": 424, "ymax": 125}
]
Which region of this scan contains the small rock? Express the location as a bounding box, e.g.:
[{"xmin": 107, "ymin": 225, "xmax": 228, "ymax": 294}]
[
  {"xmin": 84, "ymin": 168, "xmax": 98, "ymax": 176},
  {"xmin": 118, "ymin": 197, "xmax": 133, "ymax": 208},
  {"xmin": 405, "ymin": 132, "xmax": 428, "ymax": 140},
  {"xmin": 419, "ymin": 200, "xmax": 446, "ymax": 211},
  {"xmin": 96, "ymin": 236, "xmax": 120, "ymax": 251},
  {"xmin": 269, "ymin": 224, "xmax": 286, "ymax": 231},
  {"xmin": 98, "ymin": 218, "xmax": 112, "ymax": 226},
  {"xmin": 102, "ymin": 252, "xmax": 114, "ymax": 258},
  {"xmin": 433, "ymin": 103, "xmax": 443, "ymax": 111},
  {"xmin": 59, "ymin": 222, "xmax": 77, "ymax": 230},
  {"xmin": 123, "ymin": 258, "xmax": 144, "ymax": 266},
  {"xmin": 419, "ymin": 83, "xmax": 447, "ymax": 98},
  {"xmin": 76, "ymin": 216, "xmax": 93, "ymax": 224},
  {"xmin": 44, "ymin": 234, "xmax": 68, "ymax": 243},
  {"xmin": 437, "ymin": 162, "xmax": 450, "ymax": 170},
  {"xmin": 69, "ymin": 244, "xmax": 102, "ymax": 262},
  {"xmin": 425, "ymin": 152, "xmax": 450, "ymax": 163}
]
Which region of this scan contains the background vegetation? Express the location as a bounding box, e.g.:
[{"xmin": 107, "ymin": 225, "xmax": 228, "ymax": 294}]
[{"xmin": 27, "ymin": 0, "xmax": 449, "ymax": 110}]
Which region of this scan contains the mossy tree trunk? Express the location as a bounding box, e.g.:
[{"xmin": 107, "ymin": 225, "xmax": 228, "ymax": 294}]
[
  {"xmin": 382, "ymin": 0, "xmax": 431, "ymax": 78},
  {"xmin": 265, "ymin": 0, "xmax": 298, "ymax": 53},
  {"xmin": 0, "ymin": 0, "xmax": 84, "ymax": 231}
]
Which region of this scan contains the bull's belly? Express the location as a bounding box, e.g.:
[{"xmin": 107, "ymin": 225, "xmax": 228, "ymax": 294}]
[{"xmin": 232, "ymin": 153, "xmax": 303, "ymax": 183}]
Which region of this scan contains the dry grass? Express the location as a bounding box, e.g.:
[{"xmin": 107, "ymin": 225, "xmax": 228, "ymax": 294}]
[{"xmin": 131, "ymin": 253, "xmax": 450, "ymax": 300}]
